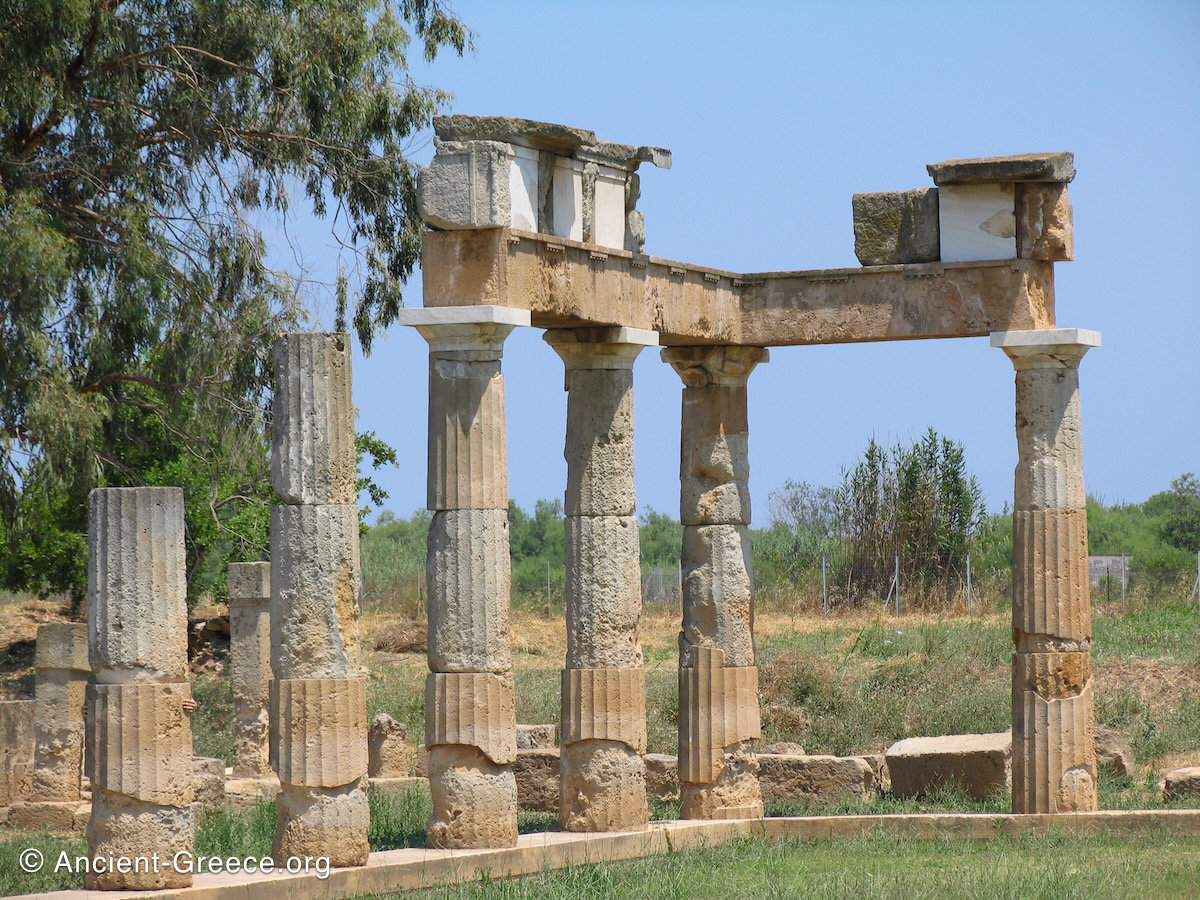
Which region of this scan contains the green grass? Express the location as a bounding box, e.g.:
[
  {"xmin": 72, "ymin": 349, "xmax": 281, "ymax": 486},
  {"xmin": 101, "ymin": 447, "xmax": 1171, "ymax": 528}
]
[{"xmin": 191, "ymin": 674, "xmax": 235, "ymax": 765}]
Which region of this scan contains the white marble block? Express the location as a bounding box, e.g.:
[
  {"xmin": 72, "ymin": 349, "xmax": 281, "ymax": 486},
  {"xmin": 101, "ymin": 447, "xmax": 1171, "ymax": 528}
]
[
  {"xmin": 938, "ymin": 183, "xmax": 1016, "ymax": 262},
  {"xmin": 593, "ymin": 166, "xmax": 627, "ymax": 250},
  {"xmin": 508, "ymin": 145, "xmax": 539, "ymax": 232},
  {"xmin": 552, "ymin": 158, "xmax": 584, "ymax": 241}
]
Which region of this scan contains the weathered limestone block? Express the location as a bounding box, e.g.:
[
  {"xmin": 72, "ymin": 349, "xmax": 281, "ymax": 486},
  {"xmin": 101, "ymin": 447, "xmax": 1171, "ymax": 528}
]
[
  {"xmin": 86, "ymin": 792, "xmax": 194, "ymax": 890},
  {"xmin": 88, "ymin": 487, "xmax": 188, "ymax": 683},
  {"xmin": 1012, "ymin": 682, "xmax": 1097, "ymax": 813},
  {"xmin": 662, "ymin": 346, "xmax": 768, "ymax": 389},
  {"xmin": 0, "ymin": 700, "xmax": 34, "ymax": 808},
  {"xmin": 678, "ymin": 648, "xmax": 759, "ymax": 784},
  {"xmin": 31, "ymin": 623, "xmax": 89, "ymax": 803},
  {"xmin": 677, "ymin": 381, "xmax": 752, "ymax": 526},
  {"xmin": 368, "ymin": 714, "xmax": 415, "ymax": 777},
  {"xmin": 516, "ymin": 723, "xmax": 556, "ymax": 750},
  {"xmin": 1163, "ymin": 766, "xmax": 1200, "ymax": 802},
  {"xmin": 271, "ymin": 332, "xmax": 356, "ymax": 506},
  {"xmin": 756, "ymin": 754, "xmax": 876, "ymax": 807},
  {"xmin": 1094, "ymin": 726, "xmax": 1134, "ymax": 778},
  {"xmin": 270, "ymin": 503, "xmax": 361, "ymax": 680},
  {"xmin": 1016, "ymin": 182, "xmax": 1073, "ymax": 261},
  {"xmin": 427, "ymin": 745, "xmax": 518, "ymax": 849},
  {"xmin": 562, "ymin": 367, "xmax": 635, "ymax": 516},
  {"xmin": 762, "ymin": 742, "xmax": 807, "ymax": 756},
  {"xmin": 644, "ymin": 753, "xmax": 679, "ymax": 804},
  {"xmin": 192, "ymin": 756, "xmax": 226, "ymax": 813},
  {"xmin": 885, "ymin": 732, "xmax": 1012, "ymax": 801},
  {"xmin": 560, "ymin": 668, "xmax": 647, "ymax": 752},
  {"xmin": 228, "ymin": 562, "xmax": 271, "ymax": 778},
  {"xmin": 427, "ymin": 353, "xmax": 508, "ymax": 510},
  {"xmin": 272, "ymin": 677, "xmax": 368, "ymax": 788},
  {"xmin": 426, "ymin": 508, "xmax": 512, "ymax": 673},
  {"xmin": 859, "ymin": 753, "xmax": 891, "ymax": 793},
  {"xmin": 418, "ymin": 140, "xmax": 514, "ymax": 230},
  {"xmin": 560, "ymin": 740, "xmax": 648, "ymax": 832},
  {"xmin": 681, "ymin": 526, "xmax": 755, "ymax": 669},
  {"xmin": 7, "ymin": 798, "xmax": 90, "ymax": 830},
  {"xmin": 1013, "ymin": 366, "xmax": 1085, "ymax": 510},
  {"xmin": 927, "ymin": 152, "xmax": 1076, "ymax": 186},
  {"xmin": 564, "ymin": 516, "xmax": 643, "ymax": 669},
  {"xmin": 275, "ymin": 777, "xmax": 370, "ymax": 866},
  {"xmin": 513, "ymin": 747, "xmax": 560, "ymax": 813},
  {"xmin": 89, "ymin": 682, "xmax": 194, "ymax": 807},
  {"xmin": 679, "ymin": 743, "xmax": 762, "ymax": 820},
  {"xmin": 425, "ymin": 671, "xmax": 517, "ymax": 765},
  {"xmin": 852, "ymin": 188, "xmax": 940, "ymax": 266}
]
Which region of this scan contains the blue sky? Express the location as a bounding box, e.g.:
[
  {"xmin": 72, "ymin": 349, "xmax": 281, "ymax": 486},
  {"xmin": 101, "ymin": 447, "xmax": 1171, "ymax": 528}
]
[{"xmin": 280, "ymin": 0, "xmax": 1200, "ymax": 523}]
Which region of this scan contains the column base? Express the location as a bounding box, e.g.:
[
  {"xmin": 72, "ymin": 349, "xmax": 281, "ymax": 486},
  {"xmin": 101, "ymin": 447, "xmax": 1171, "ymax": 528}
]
[
  {"xmin": 680, "ymin": 742, "xmax": 763, "ymax": 820},
  {"xmin": 427, "ymin": 745, "xmax": 518, "ymax": 849},
  {"xmin": 274, "ymin": 777, "xmax": 370, "ymax": 867},
  {"xmin": 559, "ymin": 739, "xmax": 648, "ymax": 832},
  {"xmin": 86, "ymin": 787, "xmax": 194, "ymax": 890}
]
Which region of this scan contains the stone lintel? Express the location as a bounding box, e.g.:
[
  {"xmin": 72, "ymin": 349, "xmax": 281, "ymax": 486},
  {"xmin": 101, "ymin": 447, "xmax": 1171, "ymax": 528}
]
[
  {"xmin": 992, "ymin": 328, "xmax": 1100, "ymax": 369},
  {"xmin": 423, "ymin": 229, "xmax": 1058, "ymax": 345},
  {"xmin": 396, "ymin": 305, "xmax": 530, "ymax": 353},
  {"xmin": 927, "ymin": 152, "xmax": 1075, "ymax": 185},
  {"xmin": 544, "ymin": 327, "xmax": 659, "ymax": 375},
  {"xmin": 662, "ymin": 346, "xmax": 768, "ymax": 387}
]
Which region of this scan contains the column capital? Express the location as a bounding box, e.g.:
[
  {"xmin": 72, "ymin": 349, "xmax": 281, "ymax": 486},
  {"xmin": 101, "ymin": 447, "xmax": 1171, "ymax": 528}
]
[
  {"xmin": 991, "ymin": 328, "xmax": 1100, "ymax": 370},
  {"xmin": 395, "ymin": 305, "xmax": 531, "ymax": 352},
  {"xmin": 543, "ymin": 326, "xmax": 658, "ymax": 377},
  {"xmin": 661, "ymin": 346, "xmax": 768, "ymax": 387}
]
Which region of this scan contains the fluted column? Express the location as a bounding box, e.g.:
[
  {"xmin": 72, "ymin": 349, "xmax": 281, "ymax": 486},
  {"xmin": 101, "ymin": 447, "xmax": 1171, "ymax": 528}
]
[
  {"xmin": 228, "ymin": 563, "xmax": 272, "ymax": 778},
  {"xmin": 993, "ymin": 327, "xmax": 1100, "ymax": 814},
  {"xmin": 396, "ymin": 305, "xmax": 529, "ymax": 849},
  {"xmin": 663, "ymin": 346, "xmax": 767, "ymax": 820},
  {"xmin": 270, "ymin": 332, "xmax": 369, "ymax": 866},
  {"xmin": 86, "ymin": 487, "xmax": 193, "ymax": 890},
  {"xmin": 545, "ymin": 326, "xmax": 657, "ymax": 832}
]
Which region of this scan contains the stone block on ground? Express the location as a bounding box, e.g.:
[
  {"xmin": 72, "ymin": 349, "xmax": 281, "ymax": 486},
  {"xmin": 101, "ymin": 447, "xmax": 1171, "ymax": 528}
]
[
  {"xmin": 859, "ymin": 753, "xmax": 891, "ymax": 793},
  {"xmin": 644, "ymin": 753, "xmax": 678, "ymax": 804},
  {"xmin": 885, "ymin": 732, "xmax": 1011, "ymax": 801},
  {"xmin": 513, "ymin": 747, "xmax": 560, "ymax": 813},
  {"xmin": 756, "ymin": 754, "xmax": 876, "ymax": 807},
  {"xmin": 852, "ymin": 188, "xmax": 940, "ymax": 266},
  {"xmin": 761, "ymin": 742, "xmax": 806, "ymax": 756},
  {"xmin": 517, "ymin": 723, "xmax": 556, "ymax": 750},
  {"xmin": 1163, "ymin": 766, "xmax": 1200, "ymax": 803},
  {"xmin": 192, "ymin": 756, "xmax": 226, "ymax": 813},
  {"xmin": 6, "ymin": 799, "xmax": 90, "ymax": 831},
  {"xmin": 1095, "ymin": 727, "xmax": 1134, "ymax": 778},
  {"xmin": 0, "ymin": 700, "xmax": 34, "ymax": 807},
  {"xmin": 369, "ymin": 714, "xmax": 415, "ymax": 777}
]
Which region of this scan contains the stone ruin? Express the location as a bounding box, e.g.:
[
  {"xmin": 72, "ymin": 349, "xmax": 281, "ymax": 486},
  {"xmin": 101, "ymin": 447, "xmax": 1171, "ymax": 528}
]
[{"xmin": 0, "ymin": 115, "xmax": 1128, "ymax": 889}]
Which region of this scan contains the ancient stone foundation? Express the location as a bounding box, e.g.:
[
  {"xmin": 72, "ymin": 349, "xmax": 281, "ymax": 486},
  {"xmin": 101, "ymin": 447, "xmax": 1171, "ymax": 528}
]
[
  {"xmin": 995, "ymin": 328, "xmax": 1100, "ymax": 814},
  {"xmin": 0, "ymin": 700, "xmax": 34, "ymax": 814},
  {"xmin": 270, "ymin": 333, "xmax": 369, "ymax": 866},
  {"xmin": 86, "ymin": 487, "xmax": 193, "ymax": 890},
  {"xmin": 228, "ymin": 562, "xmax": 272, "ymax": 778},
  {"xmin": 394, "ymin": 306, "xmax": 530, "ymax": 849}
]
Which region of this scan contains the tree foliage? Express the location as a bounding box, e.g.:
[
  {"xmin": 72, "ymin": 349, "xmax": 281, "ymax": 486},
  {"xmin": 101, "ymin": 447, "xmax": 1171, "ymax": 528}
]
[{"xmin": 0, "ymin": 0, "xmax": 469, "ymax": 605}]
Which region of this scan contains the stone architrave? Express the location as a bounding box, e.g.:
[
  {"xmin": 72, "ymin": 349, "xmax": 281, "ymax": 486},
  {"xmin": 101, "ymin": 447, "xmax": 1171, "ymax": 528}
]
[
  {"xmin": 270, "ymin": 332, "xmax": 369, "ymax": 867},
  {"xmin": 545, "ymin": 326, "xmax": 656, "ymax": 834},
  {"xmin": 993, "ymin": 327, "xmax": 1100, "ymax": 814},
  {"xmin": 86, "ymin": 487, "xmax": 194, "ymax": 890},
  {"xmin": 395, "ymin": 305, "xmax": 529, "ymax": 850},
  {"xmin": 663, "ymin": 346, "xmax": 767, "ymax": 820},
  {"xmin": 228, "ymin": 563, "xmax": 272, "ymax": 778},
  {"xmin": 6, "ymin": 624, "xmax": 91, "ymax": 829}
]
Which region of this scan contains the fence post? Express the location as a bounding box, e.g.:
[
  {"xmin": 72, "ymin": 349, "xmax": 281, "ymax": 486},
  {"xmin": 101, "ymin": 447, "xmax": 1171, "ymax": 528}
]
[
  {"xmin": 966, "ymin": 554, "xmax": 973, "ymax": 615},
  {"xmin": 821, "ymin": 554, "xmax": 828, "ymax": 615},
  {"xmin": 1121, "ymin": 554, "xmax": 1127, "ymax": 609},
  {"xmin": 894, "ymin": 555, "xmax": 901, "ymax": 617},
  {"xmin": 546, "ymin": 559, "xmax": 551, "ymax": 617}
]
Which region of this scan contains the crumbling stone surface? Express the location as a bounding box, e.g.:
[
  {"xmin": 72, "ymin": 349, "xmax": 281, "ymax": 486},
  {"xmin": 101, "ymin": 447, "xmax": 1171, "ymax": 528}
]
[
  {"xmin": 516, "ymin": 723, "xmax": 556, "ymax": 750},
  {"xmin": 560, "ymin": 367, "xmax": 636, "ymax": 517},
  {"xmin": 229, "ymin": 562, "xmax": 271, "ymax": 778},
  {"xmin": 859, "ymin": 754, "xmax": 891, "ymax": 793},
  {"xmin": 270, "ymin": 503, "xmax": 362, "ymax": 680},
  {"xmin": 1013, "ymin": 684, "xmax": 1097, "ymax": 813},
  {"xmin": 927, "ymin": 152, "xmax": 1075, "ymax": 185},
  {"xmin": 564, "ymin": 517, "xmax": 643, "ymax": 670},
  {"xmin": 271, "ymin": 333, "xmax": 357, "ymax": 506},
  {"xmin": 644, "ymin": 753, "xmax": 679, "ymax": 804},
  {"xmin": 680, "ymin": 526, "xmax": 755, "ymax": 669},
  {"xmin": 513, "ymin": 747, "xmax": 560, "ymax": 813},
  {"xmin": 679, "ymin": 742, "xmax": 762, "ymax": 820},
  {"xmin": 426, "ymin": 509, "xmax": 512, "ymax": 673},
  {"xmin": 86, "ymin": 790, "xmax": 194, "ymax": 890},
  {"xmin": 756, "ymin": 754, "xmax": 876, "ymax": 807},
  {"xmin": 1016, "ymin": 182, "xmax": 1073, "ymax": 261},
  {"xmin": 274, "ymin": 777, "xmax": 369, "ymax": 867},
  {"xmin": 0, "ymin": 700, "xmax": 34, "ymax": 808},
  {"xmin": 419, "ymin": 140, "xmax": 514, "ymax": 231},
  {"xmin": 30, "ymin": 623, "xmax": 89, "ymax": 803},
  {"xmin": 1094, "ymin": 727, "xmax": 1134, "ymax": 778},
  {"xmin": 369, "ymin": 714, "xmax": 415, "ymax": 777},
  {"xmin": 886, "ymin": 732, "xmax": 1012, "ymax": 801},
  {"xmin": 88, "ymin": 487, "xmax": 188, "ymax": 683},
  {"xmin": 560, "ymin": 740, "xmax": 647, "ymax": 832},
  {"xmin": 192, "ymin": 756, "xmax": 226, "ymax": 813},
  {"xmin": 426, "ymin": 745, "xmax": 518, "ymax": 849},
  {"xmin": 1163, "ymin": 766, "xmax": 1200, "ymax": 803},
  {"xmin": 852, "ymin": 188, "xmax": 940, "ymax": 266}
]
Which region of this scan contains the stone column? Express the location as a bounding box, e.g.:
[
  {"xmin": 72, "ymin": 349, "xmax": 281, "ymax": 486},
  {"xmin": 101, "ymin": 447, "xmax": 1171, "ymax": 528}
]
[
  {"xmin": 7, "ymin": 624, "xmax": 90, "ymax": 829},
  {"xmin": 662, "ymin": 346, "xmax": 767, "ymax": 820},
  {"xmin": 993, "ymin": 327, "xmax": 1100, "ymax": 814},
  {"xmin": 395, "ymin": 305, "xmax": 529, "ymax": 849},
  {"xmin": 229, "ymin": 563, "xmax": 272, "ymax": 778},
  {"xmin": 0, "ymin": 700, "xmax": 34, "ymax": 812},
  {"xmin": 86, "ymin": 487, "xmax": 193, "ymax": 890},
  {"xmin": 270, "ymin": 332, "xmax": 369, "ymax": 866},
  {"xmin": 545, "ymin": 326, "xmax": 657, "ymax": 832}
]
